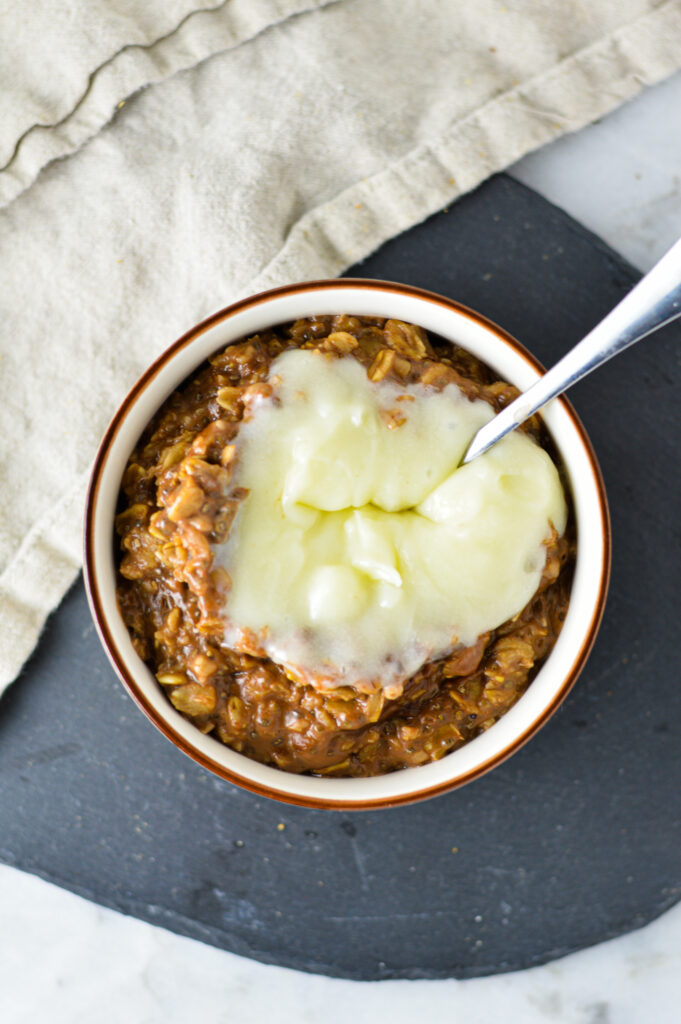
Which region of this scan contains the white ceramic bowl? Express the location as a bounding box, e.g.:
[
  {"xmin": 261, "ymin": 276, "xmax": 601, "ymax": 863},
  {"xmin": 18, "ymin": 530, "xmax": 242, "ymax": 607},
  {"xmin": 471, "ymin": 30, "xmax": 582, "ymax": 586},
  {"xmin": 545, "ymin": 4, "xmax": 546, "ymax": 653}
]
[{"xmin": 84, "ymin": 279, "xmax": 610, "ymax": 809}]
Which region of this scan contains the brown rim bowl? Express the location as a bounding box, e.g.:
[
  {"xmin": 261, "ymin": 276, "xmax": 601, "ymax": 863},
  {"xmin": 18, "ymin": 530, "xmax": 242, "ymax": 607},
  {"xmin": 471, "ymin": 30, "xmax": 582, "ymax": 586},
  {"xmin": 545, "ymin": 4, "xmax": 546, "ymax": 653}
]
[{"xmin": 84, "ymin": 279, "xmax": 610, "ymax": 810}]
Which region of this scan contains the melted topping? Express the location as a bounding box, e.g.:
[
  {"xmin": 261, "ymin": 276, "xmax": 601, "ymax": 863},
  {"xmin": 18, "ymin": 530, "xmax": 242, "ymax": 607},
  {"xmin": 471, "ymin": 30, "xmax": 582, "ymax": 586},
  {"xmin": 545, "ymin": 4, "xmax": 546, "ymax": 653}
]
[{"xmin": 216, "ymin": 349, "xmax": 567, "ymax": 696}]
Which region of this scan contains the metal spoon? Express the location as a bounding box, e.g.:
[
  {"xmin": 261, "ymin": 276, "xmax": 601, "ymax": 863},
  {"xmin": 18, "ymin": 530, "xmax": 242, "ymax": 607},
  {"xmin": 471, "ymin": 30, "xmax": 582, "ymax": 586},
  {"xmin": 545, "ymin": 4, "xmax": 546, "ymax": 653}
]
[{"xmin": 462, "ymin": 236, "xmax": 681, "ymax": 464}]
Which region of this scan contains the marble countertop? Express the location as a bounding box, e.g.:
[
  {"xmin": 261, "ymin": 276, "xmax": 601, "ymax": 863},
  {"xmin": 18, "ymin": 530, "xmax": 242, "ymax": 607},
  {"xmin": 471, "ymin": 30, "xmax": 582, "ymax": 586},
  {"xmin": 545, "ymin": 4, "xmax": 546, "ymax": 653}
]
[{"xmin": 3, "ymin": 69, "xmax": 681, "ymax": 1024}]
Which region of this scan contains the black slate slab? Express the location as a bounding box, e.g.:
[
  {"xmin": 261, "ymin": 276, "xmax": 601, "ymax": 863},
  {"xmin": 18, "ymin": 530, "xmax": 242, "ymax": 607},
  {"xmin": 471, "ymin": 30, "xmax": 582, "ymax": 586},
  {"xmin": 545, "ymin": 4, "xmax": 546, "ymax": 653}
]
[{"xmin": 1, "ymin": 174, "xmax": 680, "ymax": 980}]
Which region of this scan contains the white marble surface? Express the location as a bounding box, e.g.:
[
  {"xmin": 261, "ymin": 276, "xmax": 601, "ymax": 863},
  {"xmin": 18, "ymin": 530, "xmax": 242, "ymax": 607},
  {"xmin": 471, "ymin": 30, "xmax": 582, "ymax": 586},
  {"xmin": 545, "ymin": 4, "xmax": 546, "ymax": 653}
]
[{"xmin": 2, "ymin": 68, "xmax": 681, "ymax": 1024}]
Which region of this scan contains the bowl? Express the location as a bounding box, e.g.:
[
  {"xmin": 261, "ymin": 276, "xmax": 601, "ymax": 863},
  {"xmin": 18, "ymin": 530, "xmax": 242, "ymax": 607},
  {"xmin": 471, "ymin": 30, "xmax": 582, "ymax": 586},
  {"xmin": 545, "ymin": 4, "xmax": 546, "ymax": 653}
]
[{"xmin": 84, "ymin": 279, "xmax": 610, "ymax": 809}]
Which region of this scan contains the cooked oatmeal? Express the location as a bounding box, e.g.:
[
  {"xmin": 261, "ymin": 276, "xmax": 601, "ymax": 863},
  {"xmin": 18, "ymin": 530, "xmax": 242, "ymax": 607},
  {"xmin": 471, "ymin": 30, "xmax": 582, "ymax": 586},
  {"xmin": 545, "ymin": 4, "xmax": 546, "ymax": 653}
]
[{"xmin": 116, "ymin": 315, "xmax": 574, "ymax": 776}]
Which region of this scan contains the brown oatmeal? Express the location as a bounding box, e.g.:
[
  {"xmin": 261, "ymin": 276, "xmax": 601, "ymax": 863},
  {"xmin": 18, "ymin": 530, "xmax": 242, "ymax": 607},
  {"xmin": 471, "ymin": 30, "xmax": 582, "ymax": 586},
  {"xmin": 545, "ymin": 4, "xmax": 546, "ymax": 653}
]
[{"xmin": 116, "ymin": 315, "xmax": 574, "ymax": 776}]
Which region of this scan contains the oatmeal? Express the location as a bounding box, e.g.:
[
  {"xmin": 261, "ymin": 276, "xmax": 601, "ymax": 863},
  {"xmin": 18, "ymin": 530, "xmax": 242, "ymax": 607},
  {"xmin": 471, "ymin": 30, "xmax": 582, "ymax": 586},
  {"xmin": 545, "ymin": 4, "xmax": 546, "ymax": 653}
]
[{"xmin": 116, "ymin": 315, "xmax": 574, "ymax": 776}]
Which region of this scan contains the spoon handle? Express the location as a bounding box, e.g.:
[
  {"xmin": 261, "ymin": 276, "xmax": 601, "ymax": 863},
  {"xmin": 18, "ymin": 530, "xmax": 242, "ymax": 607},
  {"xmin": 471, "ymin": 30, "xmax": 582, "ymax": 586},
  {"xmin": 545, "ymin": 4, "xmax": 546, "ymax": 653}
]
[{"xmin": 462, "ymin": 236, "xmax": 681, "ymax": 464}]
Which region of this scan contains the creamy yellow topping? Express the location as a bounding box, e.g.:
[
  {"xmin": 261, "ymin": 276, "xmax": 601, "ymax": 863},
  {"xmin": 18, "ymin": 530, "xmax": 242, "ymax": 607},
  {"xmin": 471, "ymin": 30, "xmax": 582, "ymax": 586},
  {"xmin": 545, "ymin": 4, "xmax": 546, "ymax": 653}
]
[{"xmin": 216, "ymin": 349, "xmax": 567, "ymax": 695}]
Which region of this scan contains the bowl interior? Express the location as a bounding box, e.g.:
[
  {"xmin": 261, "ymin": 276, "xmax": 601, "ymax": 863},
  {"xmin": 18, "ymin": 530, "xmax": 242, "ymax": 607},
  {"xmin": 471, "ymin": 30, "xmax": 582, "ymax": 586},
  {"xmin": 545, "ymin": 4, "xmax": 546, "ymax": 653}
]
[{"xmin": 85, "ymin": 281, "xmax": 608, "ymax": 808}]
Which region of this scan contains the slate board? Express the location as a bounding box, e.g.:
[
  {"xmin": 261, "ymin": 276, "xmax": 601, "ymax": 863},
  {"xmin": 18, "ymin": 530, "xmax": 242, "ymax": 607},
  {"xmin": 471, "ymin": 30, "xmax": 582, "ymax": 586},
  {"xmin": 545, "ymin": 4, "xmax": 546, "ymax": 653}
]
[{"xmin": 2, "ymin": 174, "xmax": 681, "ymax": 981}]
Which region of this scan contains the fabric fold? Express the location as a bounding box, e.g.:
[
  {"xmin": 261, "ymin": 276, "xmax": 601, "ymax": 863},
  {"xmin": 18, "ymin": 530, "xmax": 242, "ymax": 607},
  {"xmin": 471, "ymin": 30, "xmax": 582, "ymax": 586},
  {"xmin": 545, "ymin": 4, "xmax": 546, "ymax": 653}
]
[{"xmin": 0, "ymin": 0, "xmax": 341, "ymax": 210}]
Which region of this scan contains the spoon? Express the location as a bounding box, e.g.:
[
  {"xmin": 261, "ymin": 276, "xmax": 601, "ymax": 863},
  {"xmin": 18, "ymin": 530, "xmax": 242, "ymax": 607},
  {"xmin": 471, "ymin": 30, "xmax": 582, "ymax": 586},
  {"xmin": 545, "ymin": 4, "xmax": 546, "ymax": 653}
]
[{"xmin": 462, "ymin": 235, "xmax": 681, "ymax": 464}]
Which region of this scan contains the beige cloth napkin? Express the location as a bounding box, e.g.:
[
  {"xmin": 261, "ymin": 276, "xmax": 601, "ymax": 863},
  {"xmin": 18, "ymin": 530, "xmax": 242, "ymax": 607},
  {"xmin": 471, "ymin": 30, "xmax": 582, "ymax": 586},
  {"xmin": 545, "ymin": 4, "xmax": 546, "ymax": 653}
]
[
  {"xmin": 0, "ymin": 0, "xmax": 339, "ymax": 208},
  {"xmin": 1, "ymin": 0, "xmax": 680, "ymax": 694}
]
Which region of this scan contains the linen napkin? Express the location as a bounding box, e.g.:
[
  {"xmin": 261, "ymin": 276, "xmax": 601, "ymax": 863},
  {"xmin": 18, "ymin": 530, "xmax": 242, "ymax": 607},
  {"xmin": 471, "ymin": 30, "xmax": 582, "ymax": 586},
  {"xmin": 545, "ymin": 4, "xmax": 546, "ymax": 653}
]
[
  {"xmin": 1, "ymin": 0, "xmax": 681, "ymax": 694},
  {"xmin": 0, "ymin": 0, "xmax": 340, "ymax": 209}
]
